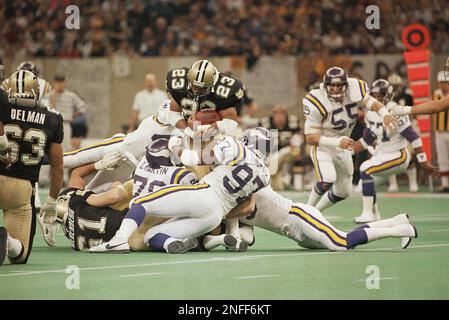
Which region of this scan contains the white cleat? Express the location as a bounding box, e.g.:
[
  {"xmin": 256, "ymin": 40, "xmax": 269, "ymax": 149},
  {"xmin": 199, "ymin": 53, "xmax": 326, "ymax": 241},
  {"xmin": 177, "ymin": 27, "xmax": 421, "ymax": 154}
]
[
  {"xmin": 37, "ymin": 213, "xmax": 57, "ymax": 247},
  {"xmin": 223, "ymin": 234, "xmax": 248, "ymax": 252},
  {"xmin": 393, "ymin": 213, "xmax": 411, "ymax": 226},
  {"xmin": 89, "ymin": 237, "xmax": 130, "ymax": 253},
  {"xmin": 401, "ymin": 224, "xmax": 418, "ymax": 249},
  {"xmin": 354, "ymin": 212, "xmax": 376, "ymax": 224},
  {"xmin": 166, "ymin": 238, "xmax": 198, "ymax": 254}
]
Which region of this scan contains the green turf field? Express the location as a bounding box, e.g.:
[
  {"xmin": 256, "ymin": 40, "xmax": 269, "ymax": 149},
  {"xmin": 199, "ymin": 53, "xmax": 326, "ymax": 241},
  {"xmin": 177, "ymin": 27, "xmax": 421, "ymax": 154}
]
[{"xmin": 1, "ymin": 188, "xmax": 448, "ymax": 300}]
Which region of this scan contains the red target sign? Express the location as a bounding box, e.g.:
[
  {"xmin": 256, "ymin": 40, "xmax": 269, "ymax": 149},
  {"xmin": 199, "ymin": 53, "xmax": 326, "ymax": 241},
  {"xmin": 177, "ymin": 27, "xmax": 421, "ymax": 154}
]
[{"xmin": 401, "ymin": 24, "xmax": 430, "ymax": 51}]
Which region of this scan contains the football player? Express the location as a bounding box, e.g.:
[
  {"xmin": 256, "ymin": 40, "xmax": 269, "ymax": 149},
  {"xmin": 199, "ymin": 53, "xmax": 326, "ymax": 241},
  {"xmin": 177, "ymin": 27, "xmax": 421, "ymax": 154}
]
[
  {"xmin": 0, "ymin": 70, "xmax": 64, "ymax": 265},
  {"xmin": 352, "ymin": 79, "xmax": 439, "ymax": 223},
  {"xmin": 304, "ymin": 66, "xmax": 396, "ymax": 212},
  {"xmin": 165, "ymin": 59, "xmax": 244, "ymax": 138},
  {"xmin": 1, "ymin": 61, "xmax": 52, "ymax": 99},
  {"xmin": 0, "ymin": 56, "xmax": 8, "ymax": 153},
  {"xmin": 89, "ymin": 127, "xmax": 271, "ymax": 254}
]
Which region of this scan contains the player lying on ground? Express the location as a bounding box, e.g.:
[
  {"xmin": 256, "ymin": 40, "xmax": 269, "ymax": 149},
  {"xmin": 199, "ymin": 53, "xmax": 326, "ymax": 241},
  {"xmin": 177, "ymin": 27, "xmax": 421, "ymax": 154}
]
[
  {"xmin": 352, "ymin": 79, "xmax": 439, "ymax": 223},
  {"xmin": 205, "ymin": 184, "xmax": 418, "ymax": 251},
  {"xmin": 304, "ymin": 67, "xmax": 397, "ymax": 213},
  {"xmin": 89, "ymin": 127, "xmax": 271, "ymax": 254},
  {"xmin": 47, "ymin": 138, "xmax": 249, "ymax": 252}
]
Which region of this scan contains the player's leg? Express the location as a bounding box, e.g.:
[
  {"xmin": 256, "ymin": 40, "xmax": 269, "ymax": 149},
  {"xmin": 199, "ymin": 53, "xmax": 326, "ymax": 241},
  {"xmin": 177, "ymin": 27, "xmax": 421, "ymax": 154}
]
[
  {"xmin": 315, "ymin": 150, "xmax": 353, "ymax": 211},
  {"xmin": 388, "ymin": 175, "xmax": 399, "ymax": 192},
  {"xmin": 355, "ymin": 149, "xmax": 410, "ymax": 223},
  {"xmin": 63, "ymin": 134, "xmax": 125, "ymax": 169},
  {"xmin": 307, "ymin": 146, "xmax": 336, "ymax": 207},
  {"xmin": 0, "ymin": 176, "xmax": 35, "ymax": 265}
]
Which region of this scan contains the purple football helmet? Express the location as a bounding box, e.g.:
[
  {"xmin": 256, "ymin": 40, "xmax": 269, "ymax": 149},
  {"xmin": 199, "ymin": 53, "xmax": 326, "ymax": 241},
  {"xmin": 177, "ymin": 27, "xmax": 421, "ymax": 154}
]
[
  {"xmin": 370, "ymin": 79, "xmax": 394, "ymax": 104},
  {"xmin": 145, "ymin": 138, "xmax": 172, "ymax": 169},
  {"xmin": 323, "ymin": 66, "xmax": 348, "ymax": 101}
]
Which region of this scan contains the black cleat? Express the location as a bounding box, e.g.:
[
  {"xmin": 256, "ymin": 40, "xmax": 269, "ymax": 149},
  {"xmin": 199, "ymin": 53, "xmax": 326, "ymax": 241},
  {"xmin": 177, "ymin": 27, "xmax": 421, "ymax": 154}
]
[
  {"xmin": 224, "ymin": 234, "xmax": 248, "ymax": 252},
  {"xmin": 166, "ymin": 238, "xmax": 198, "ymax": 254}
]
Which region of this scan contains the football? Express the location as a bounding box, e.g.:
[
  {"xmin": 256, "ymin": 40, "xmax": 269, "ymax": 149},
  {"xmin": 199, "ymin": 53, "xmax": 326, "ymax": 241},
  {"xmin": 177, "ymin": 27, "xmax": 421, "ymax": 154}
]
[{"xmin": 192, "ymin": 110, "xmax": 222, "ymax": 125}]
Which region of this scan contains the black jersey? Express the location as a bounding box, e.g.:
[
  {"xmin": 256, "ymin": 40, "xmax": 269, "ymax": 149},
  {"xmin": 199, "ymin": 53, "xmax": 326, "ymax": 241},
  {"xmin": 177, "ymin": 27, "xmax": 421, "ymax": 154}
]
[
  {"xmin": 62, "ymin": 189, "xmax": 126, "ymax": 251},
  {"xmin": 260, "ymin": 115, "xmax": 300, "ymax": 149},
  {"xmin": 0, "ymin": 102, "xmax": 63, "ymax": 183},
  {"xmin": 0, "ymin": 90, "xmax": 8, "ymax": 122},
  {"xmin": 166, "ymin": 67, "xmax": 244, "ymax": 118},
  {"xmin": 393, "ymin": 88, "xmax": 414, "ymax": 106}
]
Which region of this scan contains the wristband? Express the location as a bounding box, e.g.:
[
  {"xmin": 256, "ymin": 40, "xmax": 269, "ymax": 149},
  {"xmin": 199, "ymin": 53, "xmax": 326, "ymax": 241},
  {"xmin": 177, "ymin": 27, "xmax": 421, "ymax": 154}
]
[
  {"xmin": 416, "ymin": 152, "xmax": 427, "ymax": 163},
  {"xmin": 318, "ymin": 136, "xmax": 343, "ymax": 148},
  {"xmin": 359, "ymin": 138, "xmax": 369, "ymax": 150},
  {"xmin": 411, "ymin": 138, "xmax": 423, "ymax": 149}
]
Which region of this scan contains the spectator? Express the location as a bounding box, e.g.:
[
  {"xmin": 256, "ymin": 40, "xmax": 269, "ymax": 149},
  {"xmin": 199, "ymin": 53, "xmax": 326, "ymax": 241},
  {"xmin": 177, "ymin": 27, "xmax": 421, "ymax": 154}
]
[{"xmin": 128, "ymin": 73, "xmax": 167, "ymax": 132}]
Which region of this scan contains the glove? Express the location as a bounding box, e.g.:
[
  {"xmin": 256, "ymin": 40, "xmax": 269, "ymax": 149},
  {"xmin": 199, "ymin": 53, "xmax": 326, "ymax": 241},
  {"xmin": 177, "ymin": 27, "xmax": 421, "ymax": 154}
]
[
  {"xmin": 180, "ymin": 149, "xmax": 200, "ymax": 166},
  {"xmin": 94, "ymin": 151, "xmax": 125, "ymax": 171},
  {"xmin": 41, "ymin": 196, "xmax": 57, "ymax": 224}
]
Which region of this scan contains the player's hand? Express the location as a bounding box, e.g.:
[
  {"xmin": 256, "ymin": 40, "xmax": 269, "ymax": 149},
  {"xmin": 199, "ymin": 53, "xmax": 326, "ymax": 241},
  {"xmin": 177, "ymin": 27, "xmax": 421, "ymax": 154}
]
[
  {"xmin": 180, "ymin": 149, "xmax": 200, "ymax": 166},
  {"xmin": 94, "ymin": 151, "xmax": 125, "ymax": 171},
  {"xmin": 383, "ymin": 114, "xmax": 397, "ymax": 130},
  {"xmin": 41, "ymin": 196, "xmax": 57, "ymax": 224},
  {"xmin": 420, "ymin": 162, "xmax": 440, "ymax": 178},
  {"xmin": 352, "ymin": 140, "xmax": 366, "ymax": 154},
  {"xmin": 339, "ymin": 137, "xmax": 357, "ymax": 150}
]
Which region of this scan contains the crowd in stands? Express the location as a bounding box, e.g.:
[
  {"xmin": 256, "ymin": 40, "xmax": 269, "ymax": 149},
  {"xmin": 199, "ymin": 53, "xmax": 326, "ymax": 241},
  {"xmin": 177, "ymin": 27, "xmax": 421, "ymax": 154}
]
[{"xmin": 1, "ymin": 0, "xmax": 448, "ymax": 64}]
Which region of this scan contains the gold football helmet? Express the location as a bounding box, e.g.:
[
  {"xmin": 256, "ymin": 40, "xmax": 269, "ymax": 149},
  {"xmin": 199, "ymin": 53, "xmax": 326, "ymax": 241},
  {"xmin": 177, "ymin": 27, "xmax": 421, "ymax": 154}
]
[
  {"xmin": 187, "ymin": 59, "xmax": 219, "ymax": 98},
  {"xmin": 8, "ymin": 70, "xmax": 39, "ymax": 107}
]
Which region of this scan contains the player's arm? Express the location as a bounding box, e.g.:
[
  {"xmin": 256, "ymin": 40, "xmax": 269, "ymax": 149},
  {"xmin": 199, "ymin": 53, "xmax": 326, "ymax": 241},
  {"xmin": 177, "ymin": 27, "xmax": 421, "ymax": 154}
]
[
  {"xmin": 360, "ymin": 91, "xmax": 396, "ymax": 130},
  {"xmin": 86, "ymin": 182, "xmax": 129, "ymax": 208},
  {"xmin": 226, "ymin": 194, "xmax": 256, "ymax": 219},
  {"xmin": 399, "ymin": 124, "xmax": 440, "ymax": 177},
  {"xmin": 167, "ymin": 99, "xmax": 196, "ymax": 138},
  {"xmin": 353, "ymin": 127, "xmax": 377, "ymax": 154},
  {"xmin": 48, "ymin": 143, "xmax": 64, "ymax": 199},
  {"xmin": 391, "ymin": 96, "xmax": 449, "ymax": 115},
  {"xmin": 303, "ymin": 98, "xmax": 356, "ymax": 150},
  {"xmin": 211, "ymin": 107, "xmax": 239, "ymax": 133},
  {"xmin": 68, "ymin": 163, "xmax": 96, "ymax": 189}
]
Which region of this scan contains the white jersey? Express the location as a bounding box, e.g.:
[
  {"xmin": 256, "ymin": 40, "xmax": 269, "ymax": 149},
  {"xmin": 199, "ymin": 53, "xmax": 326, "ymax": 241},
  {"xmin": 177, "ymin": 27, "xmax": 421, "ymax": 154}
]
[
  {"xmin": 1, "ymin": 77, "xmax": 52, "ymax": 99},
  {"xmin": 365, "ymin": 101, "xmax": 411, "ymax": 154},
  {"xmin": 133, "ymin": 157, "xmax": 198, "ymax": 198},
  {"xmin": 64, "ymin": 101, "xmax": 179, "ymax": 168},
  {"xmin": 201, "ymin": 136, "xmax": 271, "ymax": 214},
  {"xmin": 303, "ymin": 78, "xmax": 369, "ymax": 142}
]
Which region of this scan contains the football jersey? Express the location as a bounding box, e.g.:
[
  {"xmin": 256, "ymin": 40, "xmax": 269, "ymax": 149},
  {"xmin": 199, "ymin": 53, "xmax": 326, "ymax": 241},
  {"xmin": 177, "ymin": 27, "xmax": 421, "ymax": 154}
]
[
  {"xmin": 0, "ymin": 90, "xmax": 8, "ymax": 122},
  {"xmin": 1, "ymin": 77, "xmax": 52, "ymax": 99},
  {"xmin": 62, "ymin": 188, "xmax": 125, "ymax": 251},
  {"xmin": 364, "ymin": 101, "xmax": 410, "ymax": 154},
  {"xmin": 303, "ymin": 78, "xmax": 369, "ymax": 140},
  {"xmin": 201, "ymin": 136, "xmax": 271, "ymax": 214},
  {"xmin": 133, "ymin": 158, "xmax": 198, "ymax": 198},
  {"xmin": 166, "ymin": 67, "xmax": 244, "ymax": 118},
  {"xmin": 433, "ymin": 89, "xmax": 449, "ymax": 131},
  {"xmin": 0, "ymin": 102, "xmax": 63, "ymax": 182}
]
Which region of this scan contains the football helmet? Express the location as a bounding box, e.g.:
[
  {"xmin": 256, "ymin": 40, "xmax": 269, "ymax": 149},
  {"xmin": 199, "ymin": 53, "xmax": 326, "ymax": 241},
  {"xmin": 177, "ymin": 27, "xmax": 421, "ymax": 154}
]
[
  {"xmin": 370, "ymin": 79, "xmax": 394, "ymax": 105},
  {"xmin": 145, "ymin": 138, "xmax": 172, "ymax": 169},
  {"xmin": 8, "ymin": 70, "xmax": 39, "ymax": 107},
  {"xmin": 241, "ymin": 127, "xmax": 271, "ymax": 159},
  {"xmin": 187, "ymin": 60, "xmax": 219, "ymax": 98},
  {"xmin": 156, "ymin": 100, "xmax": 171, "ymax": 125},
  {"xmin": 323, "ymin": 66, "xmax": 348, "ymax": 102},
  {"xmin": 18, "ymin": 60, "xmax": 37, "ymax": 75}
]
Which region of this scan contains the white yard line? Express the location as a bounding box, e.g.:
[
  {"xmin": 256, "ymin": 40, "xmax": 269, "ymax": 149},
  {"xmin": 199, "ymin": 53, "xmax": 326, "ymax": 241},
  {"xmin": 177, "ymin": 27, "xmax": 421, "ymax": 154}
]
[
  {"xmin": 119, "ymin": 272, "xmax": 164, "ymax": 278},
  {"xmin": 237, "ymin": 275, "xmax": 278, "ymax": 280},
  {"xmin": 1, "ymin": 243, "xmax": 448, "ymax": 278},
  {"xmin": 429, "ymin": 229, "xmax": 449, "ymax": 233},
  {"xmin": 355, "ymin": 277, "xmax": 398, "ymax": 282}
]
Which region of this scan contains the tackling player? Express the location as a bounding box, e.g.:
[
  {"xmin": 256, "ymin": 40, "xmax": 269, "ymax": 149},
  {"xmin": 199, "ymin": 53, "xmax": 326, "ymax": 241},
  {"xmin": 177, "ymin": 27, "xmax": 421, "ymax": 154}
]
[
  {"xmin": 0, "ymin": 70, "xmax": 64, "ymax": 265},
  {"xmin": 89, "ymin": 127, "xmax": 271, "ymax": 254},
  {"xmin": 352, "ymin": 79, "xmax": 439, "ymax": 223},
  {"xmin": 304, "ymin": 66, "xmax": 396, "ymax": 212}
]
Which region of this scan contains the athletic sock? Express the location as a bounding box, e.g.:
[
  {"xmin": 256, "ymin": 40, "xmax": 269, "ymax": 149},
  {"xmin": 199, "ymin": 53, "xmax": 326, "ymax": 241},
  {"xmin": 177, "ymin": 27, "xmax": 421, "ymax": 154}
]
[
  {"xmin": 307, "ymin": 183, "xmax": 325, "ymax": 206},
  {"xmin": 115, "ymin": 218, "xmax": 138, "ymax": 240},
  {"xmin": 7, "ymin": 235, "xmax": 23, "ymax": 259},
  {"xmin": 364, "ymin": 225, "xmax": 413, "ymax": 241},
  {"xmin": 407, "ymin": 167, "xmax": 418, "ymax": 191},
  {"xmin": 203, "ymin": 234, "xmax": 226, "ymax": 250},
  {"xmin": 147, "ymin": 233, "xmax": 171, "ymax": 252},
  {"xmin": 315, "ymin": 190, "xmax": 345, "ymax": 211}
]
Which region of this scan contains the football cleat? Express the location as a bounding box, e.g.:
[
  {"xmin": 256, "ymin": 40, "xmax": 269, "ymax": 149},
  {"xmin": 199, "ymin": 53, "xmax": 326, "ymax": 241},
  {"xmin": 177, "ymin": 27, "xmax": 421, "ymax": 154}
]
[
  {"xmin": 401, "ymin": 224, "xmax": 418, "ymax": 249},
  {"xmin": 37, "ymin": 213, "xmax": 57, "ymax": 247},
  {"xmin": 223, "ymin": 234, "xmax": 248, "ymax": 252},
  {"xmin": 166, "ymin": 238, "xmax": 198, "ymax": 254},
  {"xmin": 0, "ymin": 227, "xmax": 8, "ymax": 266},
  {"xmin": 89, "ymin": 237, "xmax": 130, "ymax": 253}
]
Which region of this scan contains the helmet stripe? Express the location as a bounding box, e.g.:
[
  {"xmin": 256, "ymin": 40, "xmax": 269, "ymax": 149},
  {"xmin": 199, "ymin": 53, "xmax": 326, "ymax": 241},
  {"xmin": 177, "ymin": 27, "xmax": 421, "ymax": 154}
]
[{"xmin": 195, "ymin": 60, "xmax": 209, "ymax": 83}]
